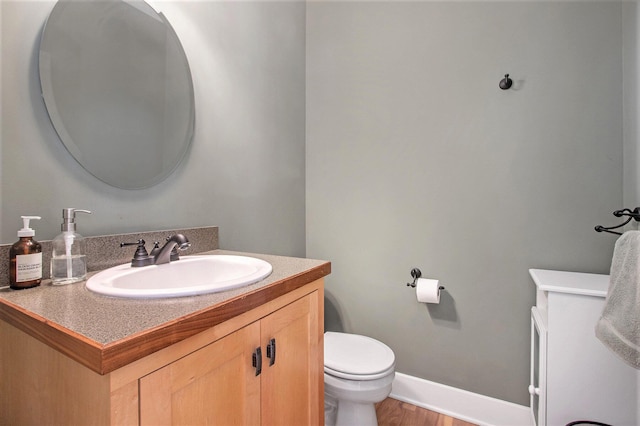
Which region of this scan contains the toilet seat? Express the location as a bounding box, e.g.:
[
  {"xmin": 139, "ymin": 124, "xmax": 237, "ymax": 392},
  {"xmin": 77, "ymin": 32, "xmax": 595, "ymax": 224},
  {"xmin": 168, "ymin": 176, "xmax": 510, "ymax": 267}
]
[
  {"xmin": 324, "ymin": 364, "xmax": 395, "ymax": 381},
  {"xmin": 324, "ymin": 332, "xmax": 395, "ymax": 381}
]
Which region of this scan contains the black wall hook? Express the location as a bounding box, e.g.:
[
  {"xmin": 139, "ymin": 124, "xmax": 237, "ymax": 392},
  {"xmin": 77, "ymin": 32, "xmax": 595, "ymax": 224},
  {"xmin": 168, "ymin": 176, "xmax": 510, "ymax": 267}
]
[{"xmin": 499, "ymin": 74, "xmax": 513, "ymax": 90}]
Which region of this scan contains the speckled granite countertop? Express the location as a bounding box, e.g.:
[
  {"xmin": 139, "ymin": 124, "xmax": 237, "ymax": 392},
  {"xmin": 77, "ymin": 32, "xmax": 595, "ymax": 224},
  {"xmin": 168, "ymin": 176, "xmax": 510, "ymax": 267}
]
[{"xmin": 0, "ymin": 248, "xmax": 330, "ymax": 374}]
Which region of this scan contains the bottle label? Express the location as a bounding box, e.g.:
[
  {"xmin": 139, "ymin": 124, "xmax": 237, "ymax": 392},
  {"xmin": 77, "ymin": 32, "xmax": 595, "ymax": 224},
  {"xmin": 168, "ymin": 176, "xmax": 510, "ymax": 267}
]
[{"xmin": 16, "ymin": 253, "xmax": 42, "ymax": 282}]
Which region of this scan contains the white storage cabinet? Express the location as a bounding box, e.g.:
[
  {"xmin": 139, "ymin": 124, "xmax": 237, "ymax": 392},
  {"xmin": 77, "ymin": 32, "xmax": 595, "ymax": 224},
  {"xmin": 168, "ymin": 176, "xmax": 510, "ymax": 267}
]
[{"xmin": 529, "ymin": 269, "xmax": 637, "ymax": 426}]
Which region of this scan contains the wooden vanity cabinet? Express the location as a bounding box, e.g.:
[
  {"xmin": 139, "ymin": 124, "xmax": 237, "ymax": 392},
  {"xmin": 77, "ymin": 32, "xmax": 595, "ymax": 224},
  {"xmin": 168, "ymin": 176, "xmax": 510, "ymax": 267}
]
[
  {"xmin": 0, "ymin": 279, "xmax": 324, "ymax": 426},
  {"xmin": 139, "ymin": 290, "xmax": 318, "ymax": 425},
  {"xmin": 140, "ymin": 321, "xmax": 261, "ymax": 425}
]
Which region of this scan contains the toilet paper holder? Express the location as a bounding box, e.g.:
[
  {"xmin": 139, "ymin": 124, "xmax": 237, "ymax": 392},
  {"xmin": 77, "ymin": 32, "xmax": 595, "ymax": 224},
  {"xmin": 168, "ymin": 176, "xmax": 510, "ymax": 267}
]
[{"xmin": 406, "ymin": 268, "xmax": 445, "ymax": 290}]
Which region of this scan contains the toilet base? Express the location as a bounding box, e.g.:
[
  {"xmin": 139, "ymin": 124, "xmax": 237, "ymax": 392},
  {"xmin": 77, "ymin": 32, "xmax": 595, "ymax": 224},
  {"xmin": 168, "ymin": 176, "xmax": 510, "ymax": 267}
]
[
  {"xmin": 325, "ymin": 394, "xmax": 379, "ymax": 426},
  {"xmin": 325, "ymin": 395, "xmax": 338, "ymax": 426},
  {"xmin": 336, "ymin": 400, "xmax": 379, "ymax": 426}
]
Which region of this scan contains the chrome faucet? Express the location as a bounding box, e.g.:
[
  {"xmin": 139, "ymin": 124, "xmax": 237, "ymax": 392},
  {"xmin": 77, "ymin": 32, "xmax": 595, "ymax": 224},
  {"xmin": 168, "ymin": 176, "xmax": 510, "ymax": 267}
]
[
  {"xmin": 121, "ymin": 234, "xmax": 190, "ymax": 267},
  {"xmin": 153, "ymin": 234, "xmax": 190, "ymax": 265}
]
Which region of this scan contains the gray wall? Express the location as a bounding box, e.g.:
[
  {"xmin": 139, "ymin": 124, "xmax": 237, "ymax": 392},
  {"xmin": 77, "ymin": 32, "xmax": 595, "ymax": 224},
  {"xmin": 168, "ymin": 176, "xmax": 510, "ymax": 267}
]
[
  {"xmin": 0, "ymin": 1, "xmax": 306, "ymax": 257},
  {"xmin": 624, "ymin": 2, "xmax": 640, "ymax": 208},
  {"xmin": 622, "ymin": 3, "xmax": 640, "ymax": 415},
  {"xmin": 306, "ymin": 2, "xmax": 623, "ymax": 405},
  {"xmin": 0, "ymin": 0, "xmax": 632, "ymax": 409}
]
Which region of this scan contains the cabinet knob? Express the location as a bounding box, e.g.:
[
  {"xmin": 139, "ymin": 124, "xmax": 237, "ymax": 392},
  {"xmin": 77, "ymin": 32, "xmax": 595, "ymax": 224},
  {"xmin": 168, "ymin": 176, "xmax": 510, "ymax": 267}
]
[{"xmin": 528, "ymin": 385, "xmax": 540, "ymax": 396}]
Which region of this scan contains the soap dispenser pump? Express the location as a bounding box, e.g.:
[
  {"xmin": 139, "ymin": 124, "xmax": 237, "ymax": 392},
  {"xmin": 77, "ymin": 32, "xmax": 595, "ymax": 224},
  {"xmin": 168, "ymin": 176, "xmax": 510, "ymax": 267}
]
[
  {"xmin": 50, "ymin": 208, "xmax": 91, "ymax": 285},
  {"xmin": 10, "ymin": 216, "xmax": 42, "ymax": 289}
]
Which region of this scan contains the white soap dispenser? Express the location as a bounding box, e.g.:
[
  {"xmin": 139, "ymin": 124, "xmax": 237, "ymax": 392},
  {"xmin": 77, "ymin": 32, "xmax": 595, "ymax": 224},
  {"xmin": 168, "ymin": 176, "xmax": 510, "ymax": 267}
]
[{"xmin": 50, "ymin": 208, "xmax": 91, "ymax": 285}]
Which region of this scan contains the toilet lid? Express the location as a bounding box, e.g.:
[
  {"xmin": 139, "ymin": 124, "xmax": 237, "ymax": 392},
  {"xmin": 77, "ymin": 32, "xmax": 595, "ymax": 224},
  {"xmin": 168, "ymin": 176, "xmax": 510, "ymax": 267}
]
[{"xmin": 324, "ymin": 332, "xmax": 395, "ymax": 377}]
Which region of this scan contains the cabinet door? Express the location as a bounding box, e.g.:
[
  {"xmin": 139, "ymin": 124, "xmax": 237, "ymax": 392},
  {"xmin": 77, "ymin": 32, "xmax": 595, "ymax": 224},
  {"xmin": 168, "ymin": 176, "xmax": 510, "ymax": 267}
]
[
  {"xmin": 530, "ymin": 307, "xmax": 547, "ymax": 426},
  {"xmin": 139, "ymin": 322, "xmax": 261, "ymax": 426},
  {"xmin": 261, "ymin": 291, "xmax": 321, "ymax": 426}
]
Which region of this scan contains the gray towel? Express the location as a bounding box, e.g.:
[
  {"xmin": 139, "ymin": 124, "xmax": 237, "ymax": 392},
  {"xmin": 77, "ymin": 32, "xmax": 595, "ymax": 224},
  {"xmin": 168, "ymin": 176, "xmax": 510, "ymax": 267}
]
[{"xmin": 595, "ymin": 230, "xmax": 640, "ymax": 369}]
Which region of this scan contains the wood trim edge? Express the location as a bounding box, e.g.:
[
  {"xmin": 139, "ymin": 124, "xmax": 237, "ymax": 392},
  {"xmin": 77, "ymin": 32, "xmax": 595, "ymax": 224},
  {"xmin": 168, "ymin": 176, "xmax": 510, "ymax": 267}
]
[{"xmin": 0, "ymin": 261, "xmax": 330, "ymax": 375}]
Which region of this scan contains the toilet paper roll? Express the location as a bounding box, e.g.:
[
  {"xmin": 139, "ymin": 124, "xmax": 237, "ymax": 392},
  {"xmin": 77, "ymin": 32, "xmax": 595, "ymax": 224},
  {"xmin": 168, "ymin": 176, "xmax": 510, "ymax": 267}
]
[{"xmin": 415, "ymin": 278, "xmax": 441, "ymax": 304}]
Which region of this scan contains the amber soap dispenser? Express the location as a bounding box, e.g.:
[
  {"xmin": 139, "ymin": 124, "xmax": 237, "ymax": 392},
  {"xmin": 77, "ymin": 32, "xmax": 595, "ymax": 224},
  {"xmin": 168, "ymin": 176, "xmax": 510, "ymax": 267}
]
[{"xmin": 9, "ymin": 216, "xmax": 42, "ymax": 289}]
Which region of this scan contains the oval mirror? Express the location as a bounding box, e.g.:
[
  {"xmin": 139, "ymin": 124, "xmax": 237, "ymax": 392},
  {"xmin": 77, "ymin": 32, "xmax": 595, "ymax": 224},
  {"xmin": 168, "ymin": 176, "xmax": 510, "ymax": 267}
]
[{"xmin": 39, "ymin": 0, "xmax": 195, "ymax": 189}]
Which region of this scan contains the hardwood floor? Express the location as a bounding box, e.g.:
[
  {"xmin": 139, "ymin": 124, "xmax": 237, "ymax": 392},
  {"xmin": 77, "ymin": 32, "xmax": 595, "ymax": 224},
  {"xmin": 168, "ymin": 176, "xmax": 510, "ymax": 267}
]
[{"xmin": 375, "ymin": 398, "xmax": 477, "ymax": 426}]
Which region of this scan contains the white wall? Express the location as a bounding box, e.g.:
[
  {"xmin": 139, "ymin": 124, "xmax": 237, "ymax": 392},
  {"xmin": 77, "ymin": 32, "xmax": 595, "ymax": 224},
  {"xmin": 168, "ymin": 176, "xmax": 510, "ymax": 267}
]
[
  {"xmin": 307, "ymin": 1, "xmax": 623, "ymax": 405},
  {"xmin": 0, "ymin": 1, "xmax": 306, "ymax": 257}
]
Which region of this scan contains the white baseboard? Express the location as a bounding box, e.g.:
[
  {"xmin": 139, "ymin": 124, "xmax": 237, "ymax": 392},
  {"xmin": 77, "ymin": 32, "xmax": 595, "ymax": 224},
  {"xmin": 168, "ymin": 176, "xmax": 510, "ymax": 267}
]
[{"xmin": 390, "ymin": 372, "xmax": 532, "ymax": 426}]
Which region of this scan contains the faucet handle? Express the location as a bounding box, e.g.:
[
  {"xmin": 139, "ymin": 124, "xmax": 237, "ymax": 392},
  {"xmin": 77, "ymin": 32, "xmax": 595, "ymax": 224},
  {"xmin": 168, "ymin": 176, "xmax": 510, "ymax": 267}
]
[
  {"xmin": 120, "ymin": 239, "xmax": 154, "ymax": 267},
  {"xmin": 150, "ymin": 241, "xmax": 161, "ymax": 257}
]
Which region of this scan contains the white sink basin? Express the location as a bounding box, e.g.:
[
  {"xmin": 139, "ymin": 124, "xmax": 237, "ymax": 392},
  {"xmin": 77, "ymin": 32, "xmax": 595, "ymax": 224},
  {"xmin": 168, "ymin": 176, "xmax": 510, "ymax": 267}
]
[{"xmin": 86, "ymin": 255, "xmax": 272, "ymax": 299}]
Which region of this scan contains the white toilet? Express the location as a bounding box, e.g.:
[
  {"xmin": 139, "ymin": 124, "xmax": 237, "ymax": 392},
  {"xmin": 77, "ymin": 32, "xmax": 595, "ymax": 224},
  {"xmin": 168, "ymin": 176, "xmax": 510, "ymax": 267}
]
[{"xmin": 324, "ymin": 331, "xmax": 396, "ymax": 426}]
